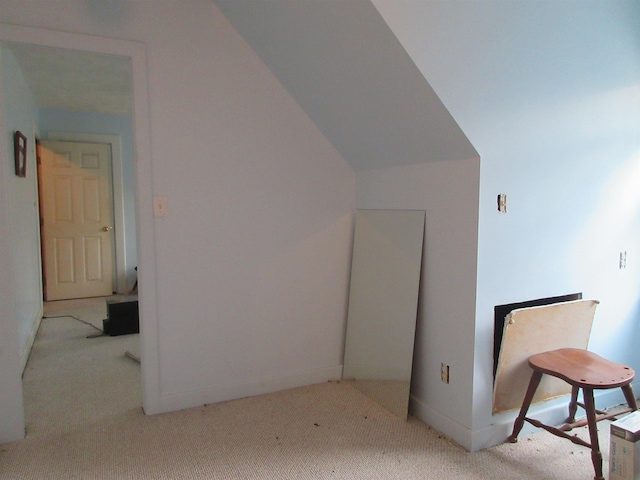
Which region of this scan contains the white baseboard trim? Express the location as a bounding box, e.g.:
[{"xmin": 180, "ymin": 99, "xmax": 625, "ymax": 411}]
[
  {"xmin": 411, "ymin": 379, "xmax": 640, "ymax": 452},
  {"xmin": 409, "ymin": 394, "xmax": 474, "ymax": 451},
  {"xmin": 20, "ymin": 307, "xmax": 43, "ymax": 374},
  {"xmin": 148, "ymin": 365, "xmax": 343, "ymax": 415}
]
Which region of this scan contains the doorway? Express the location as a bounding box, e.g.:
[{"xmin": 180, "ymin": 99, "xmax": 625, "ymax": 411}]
[
  {"xmin": 15, "ymin": 50, "xmax": 139, "ymax": 431},
  {"xmin": 0, "ymin": 23, "xmax": 159, "ymax": 443},
  {"xmin": 40, "ymin": 131, "xmax": 134, "ymax": 297},
  {"xmin": 39, "ymin": 140, "xmax": 117, "ymax": 301}
]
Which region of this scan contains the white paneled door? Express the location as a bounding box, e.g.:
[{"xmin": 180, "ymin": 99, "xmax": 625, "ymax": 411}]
[{"xmin": 39, "ymin": 141, "xmax": 114, "ymax": 300}]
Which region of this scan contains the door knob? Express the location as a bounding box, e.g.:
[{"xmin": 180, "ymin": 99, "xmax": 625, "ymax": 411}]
[{"xmin": 102, "ymin": 226, "xmax": 112, "ymax": 232}]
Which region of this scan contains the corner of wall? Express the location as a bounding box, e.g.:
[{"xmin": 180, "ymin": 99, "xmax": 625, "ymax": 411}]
[
  {"xmin": 20, "ymin": 306, "xmax": 42, "ymax": 373},
  {"xmin": 409, "ymin": 393, "xmax": 474, "ymax": 451}
]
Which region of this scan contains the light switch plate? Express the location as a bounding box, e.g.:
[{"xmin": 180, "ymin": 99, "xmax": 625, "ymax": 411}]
[{"xmin": 153, "ymin": 196, "xmax": 168, "ymax": 217}]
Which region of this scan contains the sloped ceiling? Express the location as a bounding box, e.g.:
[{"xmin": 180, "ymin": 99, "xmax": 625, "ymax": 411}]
[{"xmin": 213, "ymin": 0, "xmax": 477, "ymax": 171}]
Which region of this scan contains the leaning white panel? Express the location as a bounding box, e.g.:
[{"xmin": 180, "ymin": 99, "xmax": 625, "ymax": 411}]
[
  {"xmin": 493, "ymin": 299, "xmax": 599, "ymax": 414},
  {"xmin": 343, "ymin": 209, "xmax": 425, "ymax": 419}
]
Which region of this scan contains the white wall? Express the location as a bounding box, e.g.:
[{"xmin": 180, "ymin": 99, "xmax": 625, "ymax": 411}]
[
  {"xmin": 374, "ymin": 0, "xmax": 640, "ymax": 449},
  {"xmin": 3, "ymin": 0, "xmax": 637, "ymax": 454},
  {"xmin": 0, "ymin": 0, "xmax": 355, "ymax": 442},
  {"xmin": 0, "ymin": 46, "xmax": 43, "ymax": 372},
  {"xmin": 0, "ymin": 44, "xmax": 32, "ymax": 444}
]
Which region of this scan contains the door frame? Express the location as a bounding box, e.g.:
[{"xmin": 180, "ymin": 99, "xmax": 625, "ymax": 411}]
[
  {"xmin": 46, "ymin": 133, "xmax": 128, "ymax": 295},
  {"xmin": 0, "ymin": 22, "xmax": 161, "ymax": 440}
]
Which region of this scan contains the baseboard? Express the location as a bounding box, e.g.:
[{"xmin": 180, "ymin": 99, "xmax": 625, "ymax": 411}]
[
  {"xmin": 409, "ymin": 394, "xmax": 474, "ymax": 450},
  {"xmin": 410, "ymin": 380, "xmax": 640, "ymax": 453},
  {"xmin": 20, "ymin": 306, "xmax": 43, "ymax": 374},
  {"xmin": 148, "ymin": 365, "xmax": 343, "ymax": 415}
]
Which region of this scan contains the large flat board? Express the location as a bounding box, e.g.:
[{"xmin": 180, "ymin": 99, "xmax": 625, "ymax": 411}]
[
  {"xmin": 493, "ymin": 299, "xmax": 599, "ymax": 413},
  {"xmin": 343, "ymin": 209, "xmax": 425, "ymax": 419}
]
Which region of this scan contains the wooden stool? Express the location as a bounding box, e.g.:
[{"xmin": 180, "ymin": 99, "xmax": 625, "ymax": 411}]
[{"xmin": 508, "ymin": 348, "xmax": 637, "ymax": 480}]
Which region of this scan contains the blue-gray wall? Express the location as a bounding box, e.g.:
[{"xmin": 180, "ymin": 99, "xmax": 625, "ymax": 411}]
[{"xmin": 374, "ymin": 0, "xmax": 640, "ymax": 449}]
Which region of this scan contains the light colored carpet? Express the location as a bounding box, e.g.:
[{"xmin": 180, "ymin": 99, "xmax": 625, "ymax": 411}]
[
  {"xmin": 42, "ymin": 295, "xmax": 132, "ymax": 332},
  {"xmin": 0, "ymin": 309, "xmax": 622, "ymax": 479}
]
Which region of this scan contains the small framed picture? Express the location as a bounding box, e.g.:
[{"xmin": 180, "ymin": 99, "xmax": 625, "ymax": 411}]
[{"xmin": 14, "ymin": 131, "xmax": 27, "ymax": 178}]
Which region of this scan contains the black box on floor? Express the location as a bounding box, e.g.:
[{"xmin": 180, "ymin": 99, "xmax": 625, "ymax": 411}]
[{"xmin": 103, "ymin": 296, "xmax": 139, "ymax": 336}]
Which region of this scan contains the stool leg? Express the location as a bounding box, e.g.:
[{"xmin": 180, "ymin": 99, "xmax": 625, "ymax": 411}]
[
  {"xmin": 621, "ymin": 384, "xmax": 638, "ymax": 411},
  {"xmin": 583, "ymin": 388, "xmax": 604, "ymax": 480},
  {"xmin": 508, "ymin": 370, "xmax": 543, "ymax": 443},
  {"xmin": 567, "ymin": 385, "xmax": 579, "ymax": 423}
]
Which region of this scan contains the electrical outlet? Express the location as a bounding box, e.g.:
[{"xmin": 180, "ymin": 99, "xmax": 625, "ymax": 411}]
[
  {"xmin": 441, "ymin": 363, "xmax": 450, "ymax": 384},
  {"xmin": 497, "ymin": 193, "xmax": 507, "ymax": 213}
]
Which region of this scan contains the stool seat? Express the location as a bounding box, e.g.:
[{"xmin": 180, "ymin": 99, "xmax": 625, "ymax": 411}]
[
  {"xmin": 508, "ymin": 348, "xmax": 637, "ymax": 480},
  {"xmin": 528, "ymin": 348, "xmax": 635, "ymax": 389}
]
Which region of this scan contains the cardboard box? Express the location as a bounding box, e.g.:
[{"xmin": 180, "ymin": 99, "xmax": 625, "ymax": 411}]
[{"xmin": 610, "ymin": 411, "xmax": 640, "ymax": 480}]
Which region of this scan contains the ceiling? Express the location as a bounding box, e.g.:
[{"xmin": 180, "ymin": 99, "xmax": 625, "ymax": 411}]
[
  {"xmin": 213, "ymin": 0, "xmax": 477, "ymax": 171},
  {"xmin": 6, "ymin": 42, "xmax": 132, "ymax": 116},
  {"xmin": 5, "ymin": 2, "xmax": 478, "ymax": 170}
]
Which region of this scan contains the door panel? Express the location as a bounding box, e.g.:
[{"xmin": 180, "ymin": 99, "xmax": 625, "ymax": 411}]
[
  {"xmin": 84, "ymin": 236, "xmax": 104, "ymax": 281},
  {"xmin": 39, "ymin": 141, "xmax": 114, "ymax": 300},
  {"xmin": 53, "ymin": 237, "xmax": 75, "ymax": 283}
]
